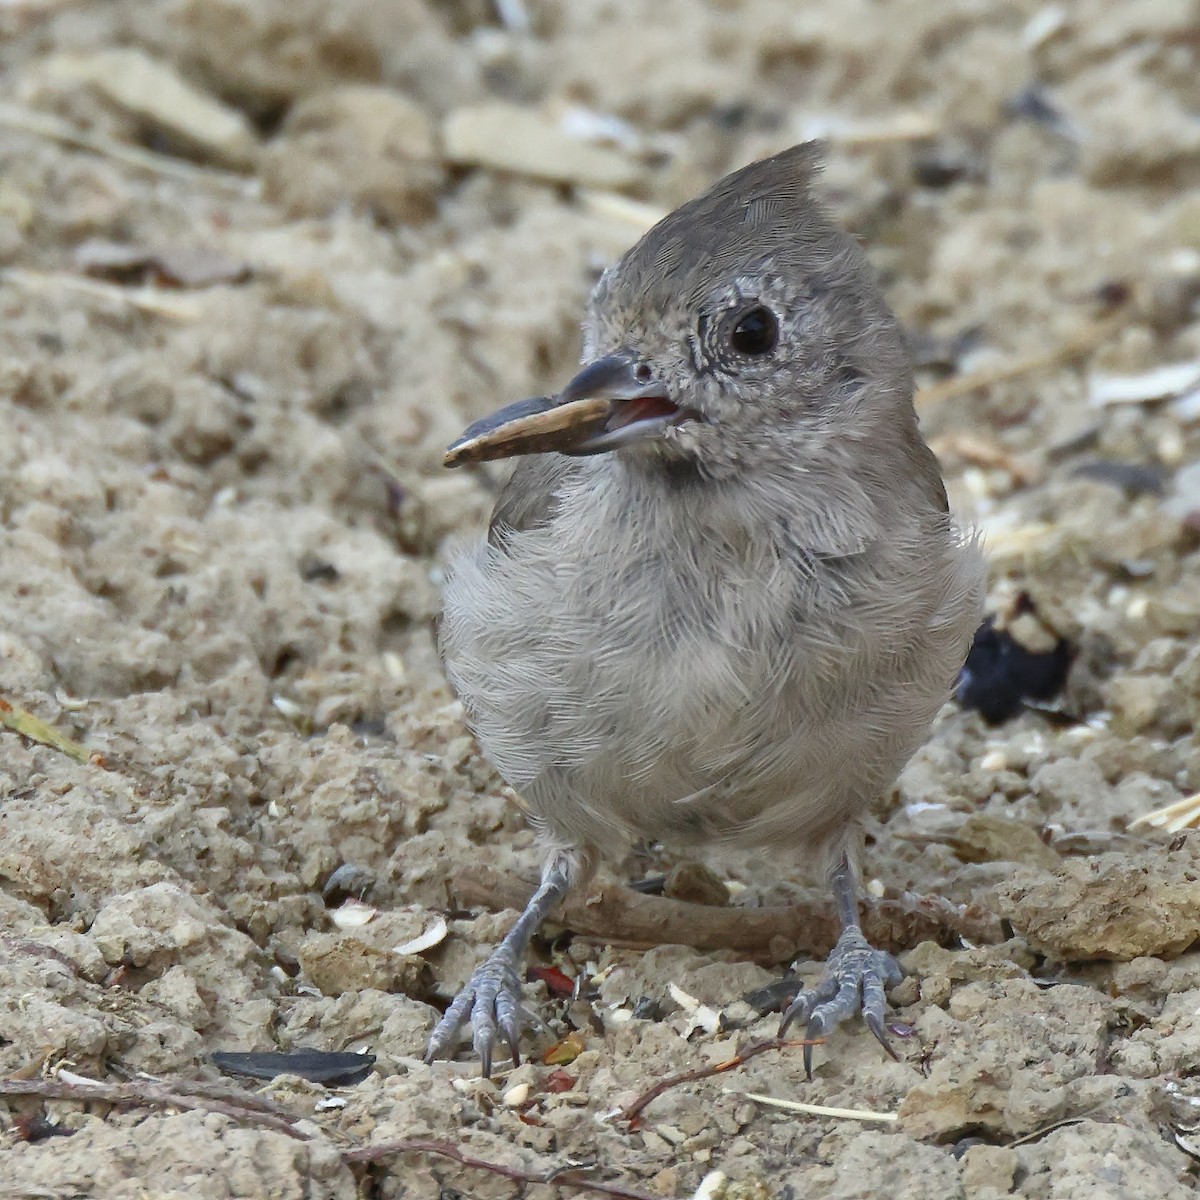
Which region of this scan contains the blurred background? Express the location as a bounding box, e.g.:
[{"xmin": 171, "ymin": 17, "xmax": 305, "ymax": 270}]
[{"xmin": 1, "ymin": 2, "xmax": 1199, "ymax": 1196}]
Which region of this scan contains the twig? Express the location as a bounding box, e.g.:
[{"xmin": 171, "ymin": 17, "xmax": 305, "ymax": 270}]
[
  {"xmin": 343, "ymin": 1138, "xmax": 658, "ymax": 1199},
  {"xmin": 452, "ymin": 866, "xmax": 1004, "ymax": 963},
  {"xmin": 1004, "ymin": 1101, "xmax": 1110, "ymax": 1147},
  {"xmin": 620, "ymin": 1037, "xmax": 802, "ymax": 1124},
  {"xmin": 733, "ymin": 1090, "xmax": 898, "ymax": 1122},
  {"xmin": 0, "ymin": 1072, "xmax": 659, "ymax": 1195},
  {"xmin": 0, "ymin": 1075, "xmax": 308, "ymax": 1141},
  {"xmin": 577, "ymin": 189, "xmax": 667, "ymax": 231},
  {"xmin": 0, "ymin": 101, "xmax": 251, "ymax": 193},
  {"xmin": 0, "ymin": 936, "xmax": 84, "ymax": 976},
  {"xmin": 2, "ymin": 268, "xmax": 204, "ymax": 320},
  {"xmin": 915, "ymin": 312, "xmax": 1126, "ymax": 409},
  {"xmin": 801, "ymin": 112, "xmax": 942, "ymax": 146},
  {"xmin": 129, "ymin": 1075, "xmax": 300, "ymax": 1119}
]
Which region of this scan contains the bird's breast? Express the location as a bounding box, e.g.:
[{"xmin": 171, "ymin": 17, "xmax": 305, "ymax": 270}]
[{"xmin": 440, "ymin": 470, "xmax": 981, "ymax": 856}]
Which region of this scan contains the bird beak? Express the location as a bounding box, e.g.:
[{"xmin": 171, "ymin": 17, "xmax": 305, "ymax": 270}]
[{"xmin": 444, "ymin": 352, "xmax": 694, "ymax": 467}]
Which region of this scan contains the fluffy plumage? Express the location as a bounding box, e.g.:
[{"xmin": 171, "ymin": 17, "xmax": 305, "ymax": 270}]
[
  {"xmin": 442, "ymin": 144, "xmax": 982, "ymax": 861},
  {"xmin": 430, "ymin": 143, "xmax": 986, "ymax": 1073}
]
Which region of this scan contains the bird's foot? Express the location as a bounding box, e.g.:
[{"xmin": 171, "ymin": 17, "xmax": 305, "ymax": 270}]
[
  {"xmin": 424, "ymin": 944, "xmax": 529, "ymax": 1077},
  {"xmin": 778, "ymin": 924, "xmax": 903, "ymax": 1077},
  {"xmin": 424, "ymin": 850, "xmax": 577, "ymax": 1076}
]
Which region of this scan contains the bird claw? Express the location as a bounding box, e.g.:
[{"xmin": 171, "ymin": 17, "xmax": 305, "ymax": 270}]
[
  {"xmin": 778, "ymin": 925, "xmax": 903, "ymax": 1078},
  {"xmin": 424, "ymin": 946, "xmax": 528, "ymax": 1077}
]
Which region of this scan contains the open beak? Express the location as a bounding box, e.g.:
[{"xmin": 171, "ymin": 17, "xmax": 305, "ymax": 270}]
[{"xmin": 444, "ymin": 351, "xmax": 696, "ymax": 468}]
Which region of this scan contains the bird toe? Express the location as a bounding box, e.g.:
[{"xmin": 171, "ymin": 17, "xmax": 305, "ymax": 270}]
[
  {"xmin": 425, "ymin": 946, "xmax": 529, "ymax": 1076},
  {"xmin": 778, "ymin": 926, "xmax": 903, "ymax": 1077}
]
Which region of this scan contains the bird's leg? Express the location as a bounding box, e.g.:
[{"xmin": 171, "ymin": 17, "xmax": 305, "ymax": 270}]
[
  {"xmin": 424, "ymin": 848, "xmax": 579, "ymax": 1076},
  {"xmin": 779, "ymin": 851, "xmax": 903, "ymax": 1078}
]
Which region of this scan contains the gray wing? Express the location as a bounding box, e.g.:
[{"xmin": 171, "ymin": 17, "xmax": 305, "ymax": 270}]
[
  {"xmin": 903, "ymin": 420, "xmax": 949, "ymax": 514},
  {"xmin": 487, "ymin": 453, "xmax": 581, "ymax": 546}
]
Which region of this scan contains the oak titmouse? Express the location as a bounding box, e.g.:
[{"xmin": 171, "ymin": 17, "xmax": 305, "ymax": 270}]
[{"xmin": 427, "ymin": 144, "xmax": 986, "ymax": 1075}]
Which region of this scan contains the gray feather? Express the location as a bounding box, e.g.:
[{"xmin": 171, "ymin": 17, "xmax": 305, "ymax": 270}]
[{"xmin": 440, "ymin": 143, "xmax": 985, "ymax": 872}]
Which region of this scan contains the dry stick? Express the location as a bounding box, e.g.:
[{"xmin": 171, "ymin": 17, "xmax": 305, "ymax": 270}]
[
  {"xmin": 2, "ymin": 268, "xmax": 204, "ymax": 320},
  {"xmin": 452, "ymin": 866, "xmax": 1004, "ymax": 964},
  {"xmin": 0, "ymin": 1077, "xmax": 307, "ymax": 1142},
  {"xmin": 1004, "ymin": 1102, "xmax": 1111, "ymax": 1148},
  {"xmin": 915, "ymin": 312, "xmax": 1126, "ymax": 410},
  {"xmin": 131, "ymin": 1075, "xmax": 302, "ymax": 1119},
  {"xmin": 0, "ymin": 101, "xmax": 251, "ymax": 192},
  {"xmin": 734, "ymin": 1091, "xmax": 897, "ymax": 1122},
  {"xmin": 343, "ymin": 1138, "xmax": 659, "ymax": 1200},
  {"xmin": 2, "ymin": 1075, "xmax": 654, "ymax": 1196},
  {"xmin": 0, "ymin": 935, "xmax": 84, "ymax": 976},
  {"xmin": 619, "ymin": 1037, "xmax": 805, "ymax": 1125}
]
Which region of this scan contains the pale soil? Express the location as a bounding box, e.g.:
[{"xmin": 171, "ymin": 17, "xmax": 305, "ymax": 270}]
[{"xmin": 1, "ymin": 1, "xmax": 1199, "ymax": 1197}]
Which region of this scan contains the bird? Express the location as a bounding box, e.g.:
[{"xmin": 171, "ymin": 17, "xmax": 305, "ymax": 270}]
[{"xmin": 425, "ymin": 143, "xmax": 986, "ymax": 1077}]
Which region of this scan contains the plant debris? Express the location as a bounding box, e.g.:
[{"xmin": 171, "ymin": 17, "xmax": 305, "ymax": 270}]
[
  {"xmin": 211, "ymin": 1050, "xmax": 376, "ymax": 1086},
  {"xmin": 955, "ymin": 594, "xmax": 1074, "ymax": 724},
  {"xmin": 0, "ymin": 696, "xmax": 93, "ymax": 764}
]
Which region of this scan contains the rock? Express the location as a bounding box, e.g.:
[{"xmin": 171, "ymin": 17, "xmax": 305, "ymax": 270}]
[
  {"xmin": 1063, "ymin": 67, "xmax": 1200, "ymax": 185},
  {"xmin": 899, "ymin": 979, "xmax": 1109, "ymax": 1139},
  {"xmin": 131, "ymin": 0, "xmax": 476, "ymax": 118},
  {"xmin": 1018, "ymin": 1120, "xmax": 1191, "ymax": 1198},
  {"xmin": 1164, "ymin": 461, "xmax": 1200, "ymax": 522},
  {"xmin": 86, "ymin": 883, "xmax": 272, "ymax": 1047},
  {"xmin": 1028, "ymin": 757, "xmax": 1113, "ymax": 823},
  {"xmin": 296, "ymin": 931, "xmax": 431, "ymax": 998},
  {"xmin": 263, "ymin": 86, "xmax": 441, "ymax": 223},
  {"xmin": 0, "ymin": 939, "xmax": 111, "ymax": 1068},
  {"xmin": 275, "ymin": 988, "xmax": 436, "ymax": 1066},
  {"xmin": 960, "ymin": 1144, "xmax": 1018, "ymax": 1197},
  {"xmin": 443, "ymin": 103, "xmax": 640, "ymax": 189},
  {"xmin": 1105, "ymin": 672, "xmax": 1175, "ymax": 737},
  {"xmin": 946, "ymin": 812, "xmax": 1061, "ymax": 871},
  {"xmin": 1176, "ymin": 644, "xmax": 1200, "ymax": 731},
  {"xmin": 663, "ymin": 861, "xmax": 731, "ymax": 906},
  {"xmin": 595, "ymin": 945, "xmax": 775, "ymax": 1010},
  {"xmin": 5, "ymin": 1111, "xmax": 356, "ymax": 1197},
  {"xmin": 141, "ymin": 965, "xmax": 212, "ymax": 1025},
  {"xmin": 1116, "ymin": 985, "xmax": 1200, "ymax": 1077},
  {"xmin": 902, "ymin": 940, "xmax": 1036, "ymax": 986},
  {"xmin": 41, "ymin": 49, "xmax": 258, "ymax": 168},
  {"xmin": 801, "ymin": 1131, "xmax": 964, "ymax": 1198},
  {"xmin": 993, "ymin": 835, "xmax": 1200, "ymax": 961},
  {"xmin": 89, "ymin": 882, "xmax": 224, "ymax": 969}
]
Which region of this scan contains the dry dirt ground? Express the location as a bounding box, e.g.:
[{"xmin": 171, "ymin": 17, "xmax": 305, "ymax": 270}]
[{"xmin": 1, "ymin": 1, "xmax": 1200, "ymax": 1197}]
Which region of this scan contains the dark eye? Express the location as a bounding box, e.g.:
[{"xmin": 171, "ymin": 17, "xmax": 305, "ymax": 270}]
[{"xmin": 729, "ymin": 306, "xmax": 778, "ymax": 356}]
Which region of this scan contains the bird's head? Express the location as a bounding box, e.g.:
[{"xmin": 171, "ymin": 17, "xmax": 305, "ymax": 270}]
[{"xmin": 445, "ymin": 143, "xmax": 913, "ymax": 482}]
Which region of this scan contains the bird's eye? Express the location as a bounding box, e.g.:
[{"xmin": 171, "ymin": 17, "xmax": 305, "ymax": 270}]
[{"xmin": 729, "ymin": 307, "xmax": 778, "ymax": 356}]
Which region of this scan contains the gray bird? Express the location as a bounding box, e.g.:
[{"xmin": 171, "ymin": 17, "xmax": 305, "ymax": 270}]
[{"xmin": 426, "ymin": 144, "xmax": 985, "ymax": 1076}]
